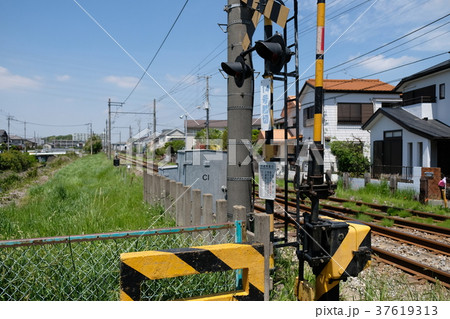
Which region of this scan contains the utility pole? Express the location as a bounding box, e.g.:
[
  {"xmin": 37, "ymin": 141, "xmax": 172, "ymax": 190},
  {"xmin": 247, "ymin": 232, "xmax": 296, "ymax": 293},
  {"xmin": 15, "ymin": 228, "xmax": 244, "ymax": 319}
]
[
  {"xmin": 108, "ymin": 98, "xmax": 111, "ymax": 159},
  {"xmin": 24, "ymin": 121, "xmax": 27, "ymax": 152},
  {"xmin": 198, "ymin": 75, "xmax": 211, "ymax": 149},
  {"xmin": 7, "ymin": 115, "xmax": 11, "ymax": 151},
  {"xmin": 108, "ymin": 99, "xmax": 124, "ymax": 159},
  {"xmin": 153, "ymin": 99, "xmax": 157, "ymax": 135},
  {"xmin": 225, "ymin": 0, "xmax": 254, "ymax": 217},
  {"xmin": 89, "ymin": 123, "xmax": 93, "ymax": 155}
]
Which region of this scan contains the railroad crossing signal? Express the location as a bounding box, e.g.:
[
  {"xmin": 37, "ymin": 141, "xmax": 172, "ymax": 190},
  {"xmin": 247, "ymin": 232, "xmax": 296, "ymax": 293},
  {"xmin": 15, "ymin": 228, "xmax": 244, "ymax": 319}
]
[
  {"xmin": 221, "ymin": 55, "xmax": 252, "ymax": 88},
  {"xmin": 255, "ymin": 33, "xmax": 291, "ymax": 75}
]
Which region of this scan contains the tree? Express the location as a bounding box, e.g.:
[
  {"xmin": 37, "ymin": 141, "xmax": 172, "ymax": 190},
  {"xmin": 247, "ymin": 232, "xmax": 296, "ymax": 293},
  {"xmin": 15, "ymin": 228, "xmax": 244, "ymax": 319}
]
[
  {"xmin": 195, "ymin": 128, "xmax": 224, "ymax": 149},
  {"xmin": 83, "ymin": 135, "xmax": 102, "ymax": 154},
  {"xmin": 330, "ymin": 140, "xmax": 370, "ymax": 176}
]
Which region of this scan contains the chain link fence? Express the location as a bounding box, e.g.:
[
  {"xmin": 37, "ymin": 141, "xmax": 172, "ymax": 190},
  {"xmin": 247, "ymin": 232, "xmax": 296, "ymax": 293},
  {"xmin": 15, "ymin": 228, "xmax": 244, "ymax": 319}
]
[{"xmin": 0, "ymin": 222, "xmax": 241, "ymax": 301}]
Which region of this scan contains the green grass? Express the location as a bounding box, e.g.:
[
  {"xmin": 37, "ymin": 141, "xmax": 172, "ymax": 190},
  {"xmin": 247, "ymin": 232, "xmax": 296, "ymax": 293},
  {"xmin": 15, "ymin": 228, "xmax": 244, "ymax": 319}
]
[
  {"xmin": 336, "ymin": 180, "xmax": 450, "ymax": 217},
  {"xmin": 0, "ymin": 153, "xmax": 172, "ymax": 240},
  {"xmin": 380, "ymin": 218, "xmax": 395, "ymax": 227},
  {"xmin": 356, "ymin": 213, "xmax": 373, "ymax": 223}
]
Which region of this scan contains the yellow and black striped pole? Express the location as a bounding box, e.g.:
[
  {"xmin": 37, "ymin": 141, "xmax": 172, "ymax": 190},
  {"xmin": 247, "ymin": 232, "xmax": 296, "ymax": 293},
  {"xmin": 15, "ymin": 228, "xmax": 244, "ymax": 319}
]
[
  {"xmin": 308, "ymin": 0, "xmax": 326, "ymax": 225},
  {"xmin": 313, "ymin": 0, "xmax": 325, "ymax": 145}
]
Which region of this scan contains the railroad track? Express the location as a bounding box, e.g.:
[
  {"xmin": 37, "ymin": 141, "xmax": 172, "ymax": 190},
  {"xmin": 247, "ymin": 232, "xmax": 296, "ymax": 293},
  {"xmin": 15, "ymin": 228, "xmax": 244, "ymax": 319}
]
[
  {"xmin": 254, "ymin": 197, "xmax": 450, "ymax": 289},
  {"xmin": 278, "ymin": 187, "xmax": 450, "ymax": 222},
  {"xmin": 117, "ymin": 154, "xmax": 158, "ymax": 172}
]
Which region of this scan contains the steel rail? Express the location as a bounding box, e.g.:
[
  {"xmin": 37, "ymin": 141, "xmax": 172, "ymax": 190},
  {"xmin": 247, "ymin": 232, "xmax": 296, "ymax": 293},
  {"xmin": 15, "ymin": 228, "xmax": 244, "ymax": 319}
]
[
  {"xmin": 275, "ymin": 193, "xmax": 450, "ymax": 236},
  {"xmin": 254, "ymin": 202, "xmax": 450, "ymax": 288},
  {"xmin": 372, "ymin": 247, "xmax": 450, "ymax": 289},
  {"xmin": 275, "ymin": 187, "xmax": 450, "ymax": 222}
]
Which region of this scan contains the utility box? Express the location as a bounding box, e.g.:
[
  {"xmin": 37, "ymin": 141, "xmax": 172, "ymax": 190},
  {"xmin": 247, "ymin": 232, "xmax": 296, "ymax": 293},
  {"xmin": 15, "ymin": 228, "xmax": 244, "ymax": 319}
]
[
  {"xmin": 177, "ymin": 150, "xmax": 227, "ymax": 211},
  {"xmin": 421, "ymin": 167, "xmax": 441, "ymax": 201},
  {"xmin": 158, "ymin": 165, "xmax": 178, "ymax": 181}
]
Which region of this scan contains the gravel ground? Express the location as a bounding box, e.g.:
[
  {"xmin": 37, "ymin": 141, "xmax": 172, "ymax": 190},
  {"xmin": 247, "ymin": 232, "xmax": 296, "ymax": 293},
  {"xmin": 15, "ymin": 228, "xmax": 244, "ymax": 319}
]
[{"xmin": 340, "ymin": 259, "xmax": 450, "ymax": 301}]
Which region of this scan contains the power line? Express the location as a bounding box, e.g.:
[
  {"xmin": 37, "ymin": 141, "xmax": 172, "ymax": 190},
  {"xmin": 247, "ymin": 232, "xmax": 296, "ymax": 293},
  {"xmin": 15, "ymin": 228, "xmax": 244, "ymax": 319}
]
[
  {"xmin": 122, "ymin": 0, "xmax": 190, "ymax": 104},
  {"xmin": 325, "ymin": 12, "xmax": 450, "ymax": 73}
]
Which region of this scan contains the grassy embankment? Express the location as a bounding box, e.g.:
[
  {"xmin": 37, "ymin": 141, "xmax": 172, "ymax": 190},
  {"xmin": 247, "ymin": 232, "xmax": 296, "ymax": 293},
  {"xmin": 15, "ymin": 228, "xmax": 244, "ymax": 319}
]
[{"xmin": 0, "ymin": 153, "xmax": 170, "ymax": 240}]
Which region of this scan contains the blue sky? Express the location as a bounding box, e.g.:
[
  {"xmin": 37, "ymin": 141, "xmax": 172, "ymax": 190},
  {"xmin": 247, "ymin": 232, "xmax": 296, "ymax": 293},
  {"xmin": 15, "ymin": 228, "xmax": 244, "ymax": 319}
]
[{"xmin": 0, "ymin": 0, "xmax": 449, "ymax": 142}]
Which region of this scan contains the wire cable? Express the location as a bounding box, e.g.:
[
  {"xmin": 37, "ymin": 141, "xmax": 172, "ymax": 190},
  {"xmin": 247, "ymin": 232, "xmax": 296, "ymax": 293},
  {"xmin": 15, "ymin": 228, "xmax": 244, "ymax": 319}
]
[{"xmin": 122, "ymin": 0, "xmax": 190, "ymax": 104}]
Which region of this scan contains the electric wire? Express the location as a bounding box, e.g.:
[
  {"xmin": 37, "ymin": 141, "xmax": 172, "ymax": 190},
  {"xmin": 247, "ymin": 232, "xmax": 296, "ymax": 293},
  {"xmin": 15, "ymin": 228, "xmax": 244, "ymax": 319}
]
[{"xmin": 122, "ymin": 0, "xmax": 190, "ymax": 104}]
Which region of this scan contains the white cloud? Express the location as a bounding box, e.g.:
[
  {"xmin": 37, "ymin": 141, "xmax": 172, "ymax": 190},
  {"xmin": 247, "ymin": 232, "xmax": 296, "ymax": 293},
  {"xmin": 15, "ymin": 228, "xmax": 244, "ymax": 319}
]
[
  {"xmin": 104, "ymin": 75, "xmax": 139, "ymax": 89},
  {"xmin": 56, "ymin": 74, "xmax": 71, "ymax": 82},
  {"xmin": 359, "ymin": 55, "xmax": 416, "ymax": 73},
  {"xmin": 0, "ymin": 66, "xmax": 41, "ymax": 90}
]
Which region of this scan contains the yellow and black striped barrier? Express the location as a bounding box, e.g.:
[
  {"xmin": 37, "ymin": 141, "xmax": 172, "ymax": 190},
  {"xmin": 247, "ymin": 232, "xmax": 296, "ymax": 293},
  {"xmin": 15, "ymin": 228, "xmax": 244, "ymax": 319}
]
[
  {"xmin": 297, "ymin": 218, "xmax": 371, "ymax": 301},
  {"xmin": 241, "ymin": 0, "xmax": 290, "ymax": 50},
  {"xmin": 314, "ymin": 221, "xmax": 371, "ymax": 300},
  {"xmin": 120, "ymin": 243, "xmax": 264, "ymax": 301}
]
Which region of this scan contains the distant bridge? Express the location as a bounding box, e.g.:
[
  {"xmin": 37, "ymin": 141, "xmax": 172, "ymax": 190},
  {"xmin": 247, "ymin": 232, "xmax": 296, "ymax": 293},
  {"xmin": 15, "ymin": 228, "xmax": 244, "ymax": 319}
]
[{"xmin": 27, "ymin": 149, "xmax": 79, "ymax": 162}]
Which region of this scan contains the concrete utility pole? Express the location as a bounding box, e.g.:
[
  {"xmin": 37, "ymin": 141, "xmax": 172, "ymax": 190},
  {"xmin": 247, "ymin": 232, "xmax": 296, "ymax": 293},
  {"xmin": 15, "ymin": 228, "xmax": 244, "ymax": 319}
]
[
  {"xmin": 225, "ymin": 0, "xmax": 254, "ymax": 217},
  {"xmin": 199, "ymin": 75, "xmax": 211, "ymax": 149},
  {"xmin": 24, "ymin": 121, "xmax": 27, "ymax": 152},
  {"xmin": 89, "ymin": 123, "xmax": 93, "ymax": 155},
  {"xmin": 7, "ymin": 116, "xmax": 11, "ymax": 151},
  {"xmin": 108, "ymin": 98, "xmax": 112, "ymax": 159},
  {"xmin": 153, "ymin": 99, "xmax": 157, "ymax": 135}
]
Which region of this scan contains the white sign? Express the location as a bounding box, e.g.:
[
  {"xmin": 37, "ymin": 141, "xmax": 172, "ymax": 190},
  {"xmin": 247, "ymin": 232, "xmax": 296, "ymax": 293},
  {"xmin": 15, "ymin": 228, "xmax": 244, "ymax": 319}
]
[
  {"xmin": 260, "ymin": 78, "xmax": 271, "ymax": 131},
  {"xmin": 258, "ymin": 161, "xmax": 277, "ymax": 200}
]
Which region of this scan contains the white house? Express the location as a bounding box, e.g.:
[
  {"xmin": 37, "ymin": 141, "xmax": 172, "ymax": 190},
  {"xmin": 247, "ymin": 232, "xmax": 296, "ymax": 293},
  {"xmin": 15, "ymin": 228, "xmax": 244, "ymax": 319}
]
[
  {"xmin": 147, "ymin": 128, "xmax": 185, "ymax": 152},
  {"xmin": 298, "ymin": 79, "xmax": 401, "ymax": 172},
  {"xmin": 363, "ymin": 60, "xmax": 450, "ymax": 178}
]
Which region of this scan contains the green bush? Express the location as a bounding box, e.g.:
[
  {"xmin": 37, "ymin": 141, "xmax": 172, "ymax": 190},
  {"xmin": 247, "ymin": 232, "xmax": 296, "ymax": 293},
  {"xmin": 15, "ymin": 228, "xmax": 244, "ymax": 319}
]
[
  {"xmin": 0, "ymin": 150, "xmax": 36, "ymax": 172},
  {"xmin": 330, "ymin": 140, "xmax": 370, "ymax": 177}
]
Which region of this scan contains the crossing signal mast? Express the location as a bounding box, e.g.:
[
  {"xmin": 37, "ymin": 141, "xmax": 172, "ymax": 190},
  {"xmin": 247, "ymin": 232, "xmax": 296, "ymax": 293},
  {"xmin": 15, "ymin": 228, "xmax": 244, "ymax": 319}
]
[{"xmin": 222, "ymin": 0, "xmax": 371, "ymax": 301}]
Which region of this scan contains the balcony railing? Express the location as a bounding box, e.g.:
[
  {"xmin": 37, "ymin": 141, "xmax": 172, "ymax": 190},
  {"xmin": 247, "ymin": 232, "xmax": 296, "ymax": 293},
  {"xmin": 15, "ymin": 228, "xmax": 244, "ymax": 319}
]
[{"xmin": 402, "ymin": 96, "xmax": 436, "ymax": 106}]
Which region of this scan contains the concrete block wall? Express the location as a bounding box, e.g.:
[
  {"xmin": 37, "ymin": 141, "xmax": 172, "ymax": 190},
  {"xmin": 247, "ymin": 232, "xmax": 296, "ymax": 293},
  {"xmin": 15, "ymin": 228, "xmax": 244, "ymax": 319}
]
[{"xmin": 143, "ymin": 171, "xmax": 271, "ymax": 300}]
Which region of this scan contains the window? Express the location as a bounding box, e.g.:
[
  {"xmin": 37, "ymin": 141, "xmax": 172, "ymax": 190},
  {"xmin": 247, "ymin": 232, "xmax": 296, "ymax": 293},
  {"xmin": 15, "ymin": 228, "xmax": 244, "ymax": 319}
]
[
  {"xmin": 303, "ymin": 106, "xmax": 314, "ymax": 126},
  {"xmin": 337, "ymin": 103, "xmax": 373, "ymax": 124},
  {"xmin": 417, "ymin": 142, "xmax": 423, "ymax": 167},
  {"xmin": 439, "ymin": 83, "xmax": 445, "ymax": 99},
  {"xmin": 384, "ymin": 130, "xmax": 402, "ymax": 138}
]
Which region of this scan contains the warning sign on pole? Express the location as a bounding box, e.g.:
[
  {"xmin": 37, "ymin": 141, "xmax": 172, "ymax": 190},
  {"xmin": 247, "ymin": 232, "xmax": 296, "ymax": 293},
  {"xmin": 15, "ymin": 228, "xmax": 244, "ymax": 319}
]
[
  {"xmin": 259, "ymin": 162, "xmax": 277, "ymax": 200},
  {"xmin": 260, "ymin": 78, "xmax": 271, "ymax": 131}
]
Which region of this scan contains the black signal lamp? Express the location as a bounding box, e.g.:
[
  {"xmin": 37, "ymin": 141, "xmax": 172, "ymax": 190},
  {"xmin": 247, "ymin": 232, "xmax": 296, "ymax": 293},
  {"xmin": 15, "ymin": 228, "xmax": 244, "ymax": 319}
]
[
  {"xmin": 221, "ymin": 55, "xmax": 252, "ymax": 88},
  {"xmin": 255, "ymin": 33, "xmax": 291, "ymax": 75}
]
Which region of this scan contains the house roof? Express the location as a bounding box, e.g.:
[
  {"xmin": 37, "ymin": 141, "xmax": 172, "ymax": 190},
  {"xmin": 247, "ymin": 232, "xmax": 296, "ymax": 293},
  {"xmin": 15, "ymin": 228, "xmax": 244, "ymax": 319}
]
[
  {"xmin": 280, "ymin": 95, "xmax": 299, "ymax": 118},
  {"xmin": 304, "ymin": 79, "xmax": 395, "ymax": 93},
  {"xmin": 394, "ymin": 59, "xmax": 450, "ymax": 92},
  {"xmin": 362, "ymin": 107, "xmax": 450, "ymax": 140}
]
